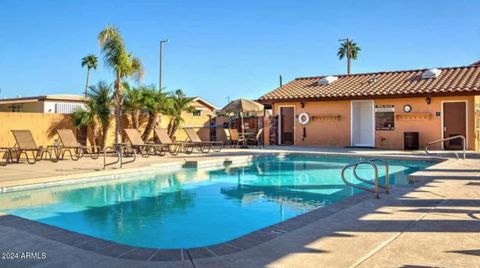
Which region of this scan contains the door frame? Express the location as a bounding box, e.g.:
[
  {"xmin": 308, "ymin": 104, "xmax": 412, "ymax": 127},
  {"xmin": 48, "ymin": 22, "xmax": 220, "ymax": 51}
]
[
  {"xmin": 441, "ymin": 100, "xmax": 468, "ymax": 149},
  {"xmin": 277, "ymin": 105, "xmax": 296, "ymax": 145},
  {"xmin": 350, "ymin": 100, "xmax": 375, "ymax": 147}
]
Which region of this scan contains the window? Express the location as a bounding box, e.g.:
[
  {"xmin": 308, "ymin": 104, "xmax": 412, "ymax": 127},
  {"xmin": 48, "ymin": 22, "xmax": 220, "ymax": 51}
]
[
  {"xmin": 55, "ymin": 103, "xmax": 84, "ymax": 114},
  {"xmin": 375, "ymin": 105, "xmax": 394, "ymax": 130},
  {"xmin": 192, "ymin": 110, "xmax": 202, "ymax": 116},
  {"xmin": 9, "ymin": 104, "xmax": 23, "ymax": 112}
]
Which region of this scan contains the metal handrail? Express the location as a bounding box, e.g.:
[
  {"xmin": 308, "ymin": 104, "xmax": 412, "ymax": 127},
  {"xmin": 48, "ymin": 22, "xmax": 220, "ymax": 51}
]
[
  {"xmin": 103, "ymin": 146, "xmax": 120, "ymax": 169},
  {"xmin": 341, "ymin": 161, "xmax": 380, "ymax": 199},
  {"xmin": 425, "ymin": 135, "xmax": 466, "ymax": 159},
  {"xmin": 103, "ymin": 144, "xmax": 137, "ymax": 170},
  {"xmin": 353, "ymin": 158, "xmax": 390, "ymax": 194}
]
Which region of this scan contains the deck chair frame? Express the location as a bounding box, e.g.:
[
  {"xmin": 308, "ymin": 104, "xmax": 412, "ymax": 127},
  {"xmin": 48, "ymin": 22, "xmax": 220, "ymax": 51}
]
[
  {"xmin": 124, "ymin": 129, "xmax": 168, "ymax": 157},
  {"xmin": 183, "ymin": 128, "xmax": 223, "ymax": 153},
  {"xmin": 154, "ymin": 128, "xmax": 194, "ymax": 155},
  {"xmin": 10, "ymin": 130, "xmax": 57, "ymax": 164},
  {"xmin": 55, "ymin": 129, "xmax": 100, "ymax": 161}
]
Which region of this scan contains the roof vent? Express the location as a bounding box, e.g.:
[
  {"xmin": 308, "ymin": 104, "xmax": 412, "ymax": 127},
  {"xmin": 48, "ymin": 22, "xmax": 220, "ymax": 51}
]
[
  {"xmin": 422, "ymin": 68, "xmax": 442, "ymax": 79},
  {"xmin": 319, "ymin": 76, "xmax": 338, "ymax": 85},
  {"xmin": 368, "ymin": 77, "xmax": 379, "ymax": 83}
]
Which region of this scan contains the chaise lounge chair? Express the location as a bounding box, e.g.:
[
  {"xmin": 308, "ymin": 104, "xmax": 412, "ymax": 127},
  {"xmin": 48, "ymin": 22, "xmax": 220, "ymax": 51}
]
[
  {"xmin": 55, "ymin": 129, "xmax": 100, "ymax": 161},
  {"xmin": 10, "ymin": 130, "xmax": 57, "ymax": 164},
  {"xmin": 183, "ymin": 128, "xmax": 223, "ymax": 153},
  {"xmin": 124, "ymin": 129, "xmax": 168, "ymax": 157},
  {"xmin": 154, "ymin": 128, "xmax": 194, "ymax": 155}
]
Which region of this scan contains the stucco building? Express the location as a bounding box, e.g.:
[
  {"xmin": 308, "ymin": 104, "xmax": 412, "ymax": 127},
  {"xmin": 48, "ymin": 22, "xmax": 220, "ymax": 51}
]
[
  {"xmin": 259, "ymin": 64, "xmax": 480, "ymax": 150},
  {"xmin": 0, "ymin": 94, "xmax": 86, "ymax": 114}
]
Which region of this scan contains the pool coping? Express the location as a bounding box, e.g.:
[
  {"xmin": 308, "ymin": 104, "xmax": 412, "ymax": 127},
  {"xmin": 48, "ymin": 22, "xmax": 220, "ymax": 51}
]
[{"xmin": 0, "ymin": 152, "xmax": 445, "ymax": 262}]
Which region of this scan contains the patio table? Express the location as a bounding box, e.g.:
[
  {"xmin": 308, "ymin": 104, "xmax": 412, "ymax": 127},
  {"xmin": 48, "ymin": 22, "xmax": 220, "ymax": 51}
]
[
  {"xmin": 0, "ymin": 147, "xmax": 16, "ymax": 166},
  {"xmin": 239, "ymin": 132, "xmax": 256, "ymax": 148}
]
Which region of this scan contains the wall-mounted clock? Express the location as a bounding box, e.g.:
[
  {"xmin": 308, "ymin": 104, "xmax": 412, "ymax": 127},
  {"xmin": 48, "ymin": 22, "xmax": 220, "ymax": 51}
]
[{"xmin": 403, "ymin": 104, "xmax": 412, "ymax": 113}]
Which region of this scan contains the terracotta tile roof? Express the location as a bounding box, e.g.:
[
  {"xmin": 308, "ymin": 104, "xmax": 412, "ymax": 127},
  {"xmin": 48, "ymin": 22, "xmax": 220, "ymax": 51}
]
[
  {"xmin": 470, "ymin": 60, "xmax": 480, "ymax": 67},
  {"xmin": 259, "ymin": 66, "xmax": 480, "ymax": 101}
]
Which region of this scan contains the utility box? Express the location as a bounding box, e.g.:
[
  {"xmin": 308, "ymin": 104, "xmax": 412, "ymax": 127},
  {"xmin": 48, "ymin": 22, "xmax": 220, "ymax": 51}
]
[{"xmin": 404, "ymin": 132, "xmax": 419, "ymax": 150}]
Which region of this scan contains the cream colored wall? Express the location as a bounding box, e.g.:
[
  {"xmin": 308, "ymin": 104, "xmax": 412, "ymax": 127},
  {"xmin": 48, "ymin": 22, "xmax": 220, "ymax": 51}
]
[
  {"xmin": 272, "ymin": 95, "xmax": 476, "ymax": 150},
  {"xmin": 0, "ymin": 112, "xmax": 75, "ymax": 147},
  {"xmin": 0, "ymin": 111, "xmax": 213, "ymax": 148}
]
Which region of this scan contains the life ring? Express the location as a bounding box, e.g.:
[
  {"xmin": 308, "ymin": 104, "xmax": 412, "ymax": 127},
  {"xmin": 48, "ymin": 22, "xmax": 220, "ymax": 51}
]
[
  {"xmin": 298, "ymin": 112, "xmax": 310, "ymax": 125},
  {"xmin": 298, "ymin": 173, "xmax": 310, "ymax": 184}
]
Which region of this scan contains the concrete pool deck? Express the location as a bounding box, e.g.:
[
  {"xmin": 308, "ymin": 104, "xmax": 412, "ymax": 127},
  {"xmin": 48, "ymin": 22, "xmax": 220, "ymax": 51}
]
[{"xmin": 0, "ymin": 146, "xmax": 479, "ymax": 267}]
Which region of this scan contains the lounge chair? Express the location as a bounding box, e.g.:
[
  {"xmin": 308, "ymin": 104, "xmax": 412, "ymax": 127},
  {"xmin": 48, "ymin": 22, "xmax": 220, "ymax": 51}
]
[
  {"xmin": 10, "ymin": 130, "xmax": 57, "ymax": 164},
  {"xmin": 183, "ymin": 128, "xmax": 223, "ymax": 153},
  {"xmin": 154, "ymin": 128, "xmax": 193, "ymax": 155},
  {"xmin": 124, "ymin": 129, "xmax": 168, "ymax": 157},
  {"xmin": 55, "ymin": 129, "xmax": 100, "ymax": 161}
]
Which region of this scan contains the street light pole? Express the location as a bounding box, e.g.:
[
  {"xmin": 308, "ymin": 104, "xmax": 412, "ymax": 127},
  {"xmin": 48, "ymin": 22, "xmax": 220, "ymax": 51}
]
[{"xmin": 159, "ymin": 39, "xmax": 169, "ymax": 91}]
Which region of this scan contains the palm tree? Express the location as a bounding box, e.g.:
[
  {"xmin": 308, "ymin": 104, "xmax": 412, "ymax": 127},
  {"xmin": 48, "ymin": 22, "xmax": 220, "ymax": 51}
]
[
  {"xmin": 90, "ymin": 82, "xmax": 113, "ymax": 148},
  {"xmin": 98, "ymin": 25, "xmax": 144, "ymax": 144},
  {"xmin": 141, "ymin": 86, "xmax": 169, "ymax": 141},
  {"xmin": 123, "ymin": 83, "xmax": 144, "ymax": 130},
  {"xmin": 72, "ymin": 81, "xmax": 112, "ymax": 149},
  {"xmin": 81, "ymin": 54, "xmax": 98, "ymax": 97},
  {"xmin": 337, "ymin": 39, "xmax": 361, "ymax": 75},
  {"xmin": 72, "ymin": 101, "xmax": 98, "ymax": 147},
  {"xmin": 166, "ymin": 89, "xmax": 195, "ymax": 138}
]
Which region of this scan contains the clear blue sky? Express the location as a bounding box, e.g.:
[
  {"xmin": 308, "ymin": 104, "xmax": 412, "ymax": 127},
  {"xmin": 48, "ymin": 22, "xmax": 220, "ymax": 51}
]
[{"xmin": 0, "ymin": 0, "xmax": 479, "ymax": 107}]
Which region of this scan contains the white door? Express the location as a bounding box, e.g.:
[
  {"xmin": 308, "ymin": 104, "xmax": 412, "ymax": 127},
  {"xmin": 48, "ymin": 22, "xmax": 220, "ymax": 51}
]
[{"xmin": 351, "ymin": 100, "xmax": 375, "ymax": 147}]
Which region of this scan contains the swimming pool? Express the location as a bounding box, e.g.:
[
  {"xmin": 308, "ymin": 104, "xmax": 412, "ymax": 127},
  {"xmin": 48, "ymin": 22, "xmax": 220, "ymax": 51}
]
[{"xmin": 0, "ymin": 155, "xmax": 433, "ymax": 249}]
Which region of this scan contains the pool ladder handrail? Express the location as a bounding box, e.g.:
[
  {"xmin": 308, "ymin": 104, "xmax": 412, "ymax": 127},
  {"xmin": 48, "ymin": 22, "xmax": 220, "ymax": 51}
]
[
  {"xmin": 103, "ymin": 144, "xmax": 137, "ymax": 170},
  {"xmin": 424, "ymin": 135, "xmax": 466, "ymax": 160},
  {"xmin": 341, "ymin": 159, "xmax": 390, "ymax": 199}
]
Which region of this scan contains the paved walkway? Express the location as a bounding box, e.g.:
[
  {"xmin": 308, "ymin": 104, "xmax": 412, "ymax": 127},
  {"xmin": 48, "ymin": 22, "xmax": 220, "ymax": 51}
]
[{"xmin": 0, "ymin": 147, "xmax": 479, "ymax": 267}]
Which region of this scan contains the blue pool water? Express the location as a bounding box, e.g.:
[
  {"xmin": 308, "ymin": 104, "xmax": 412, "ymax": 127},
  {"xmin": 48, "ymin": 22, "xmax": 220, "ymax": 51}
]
[{"xmin": 0, "ymin": 155, "xmax": 433, "ymax": 249}]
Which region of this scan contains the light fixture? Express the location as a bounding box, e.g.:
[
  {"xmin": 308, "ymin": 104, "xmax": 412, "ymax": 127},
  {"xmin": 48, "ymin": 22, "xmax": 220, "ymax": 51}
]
[
  {"xmin": 426, "ymin": 97, "xmax": 431, "ymax": 105},
  {"xmin": 300, "ymin": 102, "xmax": 305, "ymax": 108}
]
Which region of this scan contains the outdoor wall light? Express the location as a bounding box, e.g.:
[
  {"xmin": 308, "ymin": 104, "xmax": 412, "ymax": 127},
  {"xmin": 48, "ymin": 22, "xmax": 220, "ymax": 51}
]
[
  {"xmin": 426, "ymin": 97, "xmax": 431, "ymax": 105},
  {"xmin": 300, "ymin": 102, "xmax": 305, "ymax": 108}
]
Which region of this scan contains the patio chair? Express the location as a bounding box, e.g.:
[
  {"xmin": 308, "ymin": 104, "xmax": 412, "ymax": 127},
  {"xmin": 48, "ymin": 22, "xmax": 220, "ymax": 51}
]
[
  {"xmin": 10, "ymin": 130, "xmax": 57, "ymax": 164},
  {"xmin": 247, "ymin": 128, "xmax": 264, "ymax": 148},
  {"xmin": 154, "ymin": 128, "xmax": 194, "ymax": 155},
  {"xmin": 55, "ymin": 129, "xmax": 100, "ymax": 161},
  {"xmin": 124, "ymin": 129, "xmax": 168, "ymax": 157},
  {"xmin": 183, "ymin": 128, "xmax": 223, "ymax": 153},
  {"xmin": 225, "ymin": 128, "xmax": 244, "ymax": 148}
]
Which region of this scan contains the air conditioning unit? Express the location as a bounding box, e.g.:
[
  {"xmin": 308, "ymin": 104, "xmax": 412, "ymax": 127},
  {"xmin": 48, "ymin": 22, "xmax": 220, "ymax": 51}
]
[
  {"xmin": 319, "ymin": 76, "xmax": 338, "ymax": 85},
  {"xmin": 421, "ymin": 68, "xmax": 442, "ymax": 79}
]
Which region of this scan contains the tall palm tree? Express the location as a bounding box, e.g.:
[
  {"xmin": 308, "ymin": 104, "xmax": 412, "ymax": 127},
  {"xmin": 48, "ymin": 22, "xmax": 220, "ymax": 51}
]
[
  {"xmin": 166, "ymin": 89, "xmax": 195, "ymax": 138},
  {"xmin": 81, "ymin": 54, "xmax": 98, "ymax": 97},
  {"xmin": 141, "ymin": 86, "xmax": 169, "ymax": 141},
  {"xmin": 98, "ymin": 25, "xmax": 144, "ymax": 144},
  {"xmin": 123, "ymin": 83, "xmax": 144, "ymax": 130},
  {"xmin": 337, "ymin": 39, "xmax": 361, "ymax": 75},
  {"xmin": 72, "ymin": 81, "xmax": 112, "ymax": 149}
]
